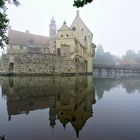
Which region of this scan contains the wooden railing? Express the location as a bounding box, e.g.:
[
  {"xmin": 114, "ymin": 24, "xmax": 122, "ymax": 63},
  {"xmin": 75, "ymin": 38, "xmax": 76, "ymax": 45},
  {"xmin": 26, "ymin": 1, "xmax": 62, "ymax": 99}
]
[{"xmin": 93, "ymin": 64, "xmax": 140, "ymax": 70}]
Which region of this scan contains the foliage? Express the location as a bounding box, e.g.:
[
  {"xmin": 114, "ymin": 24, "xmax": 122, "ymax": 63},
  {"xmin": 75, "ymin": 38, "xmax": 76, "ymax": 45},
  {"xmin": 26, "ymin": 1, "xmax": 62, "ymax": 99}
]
[
  {"xmin": 123, "ymin": 50, "xmax": 136, "ymax": 60},
  {"xmin": 0, "ymin": 0, "xmax": 19, "ymax": 48},
  {"xmin": 122, "ymin": 49, "xmax": 140, "ymax": 64},
  {"xmin": 94, "ymin": 44, "xmax": 119, "ymax": 65},
  {"xmin": 94, "ymin": 46, "xmax": 140, "ymax": 65},
  {"xmin": 73, "ymin": 0, "xmax": 93, "ymax": 8}
]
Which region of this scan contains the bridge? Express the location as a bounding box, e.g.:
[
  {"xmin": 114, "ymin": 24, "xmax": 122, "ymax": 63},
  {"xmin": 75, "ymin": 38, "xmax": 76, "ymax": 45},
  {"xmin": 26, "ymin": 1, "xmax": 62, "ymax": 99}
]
[{"xmin": 93, "ymin": 64, "xmax": 140, "ymax": 77}]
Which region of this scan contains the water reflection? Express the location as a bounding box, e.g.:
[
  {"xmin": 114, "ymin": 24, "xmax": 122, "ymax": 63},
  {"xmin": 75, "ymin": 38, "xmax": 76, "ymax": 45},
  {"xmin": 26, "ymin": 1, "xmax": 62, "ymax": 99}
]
[
  {"xmin": 94, "ymin": 78, "xmax": 118, "ymax": 100},
  {"xmin": 93, "ymin": 77, "xmax": 140, "ymax": 140},
  {"xmin": 120, "ymin": 77, "xmax": 140, "ymax": 93},
  {"xmin": 0, "ymin": 76, "xmax": 96, "ymax": 139},
  {"xmin": 94, "ymin": 77, "xmax": 140, "ymax": 100},
  {"xmin": 0, "ymin": 135, "xmax": 6, "ymax": 140}
]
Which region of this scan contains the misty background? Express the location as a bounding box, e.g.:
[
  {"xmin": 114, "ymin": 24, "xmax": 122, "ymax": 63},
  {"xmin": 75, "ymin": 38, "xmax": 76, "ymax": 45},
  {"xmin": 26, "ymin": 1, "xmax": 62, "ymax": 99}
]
[
  {"xmin": 1, "ymin": 0, "xmax": 140, "ymax": 59},
  {"xmin": 94, "ymin": 44, "xmax": 140, "ymax": 65}
]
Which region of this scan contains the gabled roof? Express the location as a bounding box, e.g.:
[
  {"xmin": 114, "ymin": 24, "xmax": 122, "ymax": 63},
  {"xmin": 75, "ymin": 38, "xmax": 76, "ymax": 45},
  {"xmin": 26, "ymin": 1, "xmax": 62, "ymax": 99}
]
[
  {"xmin": 58, "ymin": 21, "xmax": 71, "ymax": 31},
  {"xmin": 8, "ymin": 29, "xmax": 49, "ymax": 46},
  {"xmin": 71, "ymin": 11, "xmax": 93, "ymax": 35}
]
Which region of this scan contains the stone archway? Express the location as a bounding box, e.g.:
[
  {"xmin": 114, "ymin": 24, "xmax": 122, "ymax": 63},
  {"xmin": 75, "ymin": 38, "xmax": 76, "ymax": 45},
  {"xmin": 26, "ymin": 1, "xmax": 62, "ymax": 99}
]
[{"xmin": 9, "ymin": 62, "xmax": 14, "ymax": 72}]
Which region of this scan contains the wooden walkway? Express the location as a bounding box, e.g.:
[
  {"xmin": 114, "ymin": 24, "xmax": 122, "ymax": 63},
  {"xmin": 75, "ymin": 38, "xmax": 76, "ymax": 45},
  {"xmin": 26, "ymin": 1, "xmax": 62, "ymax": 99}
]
[
  {"xmin": 93, "ymin": 64, "xmax": 140, "ymax": 70},
  {"xmin": 93, "ymin": 64, "xmax": 140, "ymax": 77}
]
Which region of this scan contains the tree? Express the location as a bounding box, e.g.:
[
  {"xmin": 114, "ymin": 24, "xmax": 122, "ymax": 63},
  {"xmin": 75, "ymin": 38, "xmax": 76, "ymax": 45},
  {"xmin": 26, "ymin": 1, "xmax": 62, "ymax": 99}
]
[
  {"xmin": 123, "ymin": 50, "xmax": 136, "ymax": 60},
  {"xmin": 122, "ymin": 49, "xmax": 140, "ymax": 65},
  {"xmin": 96, "ymin": 44, "xmax": 104, "ymax": 55},
  {"xmin": 73, "ymin": 0, "xmax": 94, "ymax": 8},
  {"xmin": 0, "ymin": 0, "xmax": 19, "ymax": 48},
  {"xmin": 94, "ymin": 44, "xmax": 118, "ymax": 65}
]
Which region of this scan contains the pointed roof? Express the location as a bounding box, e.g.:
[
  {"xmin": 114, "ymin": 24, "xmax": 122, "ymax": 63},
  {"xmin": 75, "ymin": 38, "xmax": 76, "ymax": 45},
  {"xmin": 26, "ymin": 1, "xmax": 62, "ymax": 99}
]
[
  {"xmin": 50, "ymin": 16, "xmax": 56, "ymax": 24},
  {"xmin": 51, "ymin": 16, "xmax": 55, "ymax": 21},
  {"xmin": 58, "ymin": 21, "xmax": 71, "ymax": 31},
  {"xmin": 71, "ymin": 10, "xmax": 93, "ymax": 35}
]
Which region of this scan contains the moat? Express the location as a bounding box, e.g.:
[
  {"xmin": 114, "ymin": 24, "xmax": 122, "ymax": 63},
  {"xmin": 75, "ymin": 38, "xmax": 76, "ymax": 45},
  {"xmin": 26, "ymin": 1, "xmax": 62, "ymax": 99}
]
[{"xmin": 0, "ymin": 76, "xmax": 140, "ymax": 140}]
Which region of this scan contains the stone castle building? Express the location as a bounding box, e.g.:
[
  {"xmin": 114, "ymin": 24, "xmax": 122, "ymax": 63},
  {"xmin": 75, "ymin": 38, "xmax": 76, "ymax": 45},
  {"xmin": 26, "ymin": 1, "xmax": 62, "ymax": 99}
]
[{"xmin": 0, "ymin": 11, "xmax": 95, "ymax": 75}]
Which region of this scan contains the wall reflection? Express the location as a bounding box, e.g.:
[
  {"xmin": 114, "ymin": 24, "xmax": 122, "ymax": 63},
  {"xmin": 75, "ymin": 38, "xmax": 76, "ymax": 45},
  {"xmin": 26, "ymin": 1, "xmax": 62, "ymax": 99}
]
[{"xmin": 0, "ymin": 76, "xmax": 96, "ymax": 137}]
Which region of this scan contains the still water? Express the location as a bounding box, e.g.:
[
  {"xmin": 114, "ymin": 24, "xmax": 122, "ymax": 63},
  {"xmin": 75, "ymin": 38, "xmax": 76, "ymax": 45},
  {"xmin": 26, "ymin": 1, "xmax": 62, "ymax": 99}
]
[{"xmin": 0, "ymin": 76, "xmax": 140, "ymax": 140}]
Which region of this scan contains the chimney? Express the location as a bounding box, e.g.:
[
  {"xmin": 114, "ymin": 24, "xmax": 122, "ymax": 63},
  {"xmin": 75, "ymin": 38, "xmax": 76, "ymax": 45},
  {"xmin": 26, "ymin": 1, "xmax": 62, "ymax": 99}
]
[
  {"xmin": 76, "ymin": 10, "xmax": 79, "ymax": 17},
  {"xmin": 63, "ymin": 20, "xmax": 67, "ymax": 25},
  {"xmin": 26, "ymin": 30, "xmax": 29, "ymax": 33}
]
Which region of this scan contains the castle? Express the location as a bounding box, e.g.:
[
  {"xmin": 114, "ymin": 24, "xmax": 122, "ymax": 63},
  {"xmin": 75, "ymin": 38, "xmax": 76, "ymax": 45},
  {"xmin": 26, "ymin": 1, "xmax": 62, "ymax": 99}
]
[{"xmin": 0, "ymin": 11, "xmax": 95, "ymax": 75}]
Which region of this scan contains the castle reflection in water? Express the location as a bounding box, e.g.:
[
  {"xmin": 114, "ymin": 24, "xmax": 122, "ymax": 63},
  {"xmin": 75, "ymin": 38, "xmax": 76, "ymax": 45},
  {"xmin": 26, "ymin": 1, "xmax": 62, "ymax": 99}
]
[{"xmin": 0, "ymin": 76, "xmax": 96, "ymax": 137}]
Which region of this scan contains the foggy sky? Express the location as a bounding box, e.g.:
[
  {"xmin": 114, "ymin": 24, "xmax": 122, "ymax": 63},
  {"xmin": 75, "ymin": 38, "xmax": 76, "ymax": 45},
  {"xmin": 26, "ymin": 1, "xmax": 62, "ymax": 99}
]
[{"xmin": 4, "ymin": 0, "xmax": 140, "ymax": 56}]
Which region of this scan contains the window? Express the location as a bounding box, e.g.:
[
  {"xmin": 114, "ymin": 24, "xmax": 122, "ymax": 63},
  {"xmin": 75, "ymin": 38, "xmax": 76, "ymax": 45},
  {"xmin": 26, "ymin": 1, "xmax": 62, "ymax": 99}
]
[
  {"xmin": 57, "ymin": 48, "xmax": 61, "ymax": 56},
  {"xmin": 61, "ymin": 34, "xmax": 63, "ymax": 37},
  {"xmin": 72, "ymin": 26, "xmax": 76, "ymax": 31},
  {"xmin": 66, "ymin": 34, "xmax": 69, "ymax": 37},
  {"xmin": 84, "ymin": 36, "xmax": 87, "ymax": 42},
  {"xmin": 82, "ymin": 28, "xmax": 84, "ymax": 31}
]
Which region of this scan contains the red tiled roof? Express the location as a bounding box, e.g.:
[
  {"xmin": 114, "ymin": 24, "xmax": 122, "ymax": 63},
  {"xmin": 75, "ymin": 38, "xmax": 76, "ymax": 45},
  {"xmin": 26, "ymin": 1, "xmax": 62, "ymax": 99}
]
[{"xmin": 119, "ymin": 60, "xmax": 139, "ymax": 65}]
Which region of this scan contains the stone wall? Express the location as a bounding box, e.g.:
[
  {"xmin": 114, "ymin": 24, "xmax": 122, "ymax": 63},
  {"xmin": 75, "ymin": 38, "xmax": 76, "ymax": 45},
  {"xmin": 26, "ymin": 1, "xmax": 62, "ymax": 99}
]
[{"xmin": 0, "ymin": 53, "xmax": 87, "ymax": 75}]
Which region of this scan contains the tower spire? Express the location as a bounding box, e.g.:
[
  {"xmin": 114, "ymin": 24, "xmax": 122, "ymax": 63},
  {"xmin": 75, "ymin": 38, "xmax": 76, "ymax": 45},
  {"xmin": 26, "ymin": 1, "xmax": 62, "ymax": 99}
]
[
  {"xmin": 49, "ymin": 16, "xmax": 56, "ymax": 39},
  {"xmin": 76, "ymin": 10, "xmax": 79, "ymax": 17},
  {"xmin": 63, "ymin": 20, "xmax": 67, "ymax": 25}
]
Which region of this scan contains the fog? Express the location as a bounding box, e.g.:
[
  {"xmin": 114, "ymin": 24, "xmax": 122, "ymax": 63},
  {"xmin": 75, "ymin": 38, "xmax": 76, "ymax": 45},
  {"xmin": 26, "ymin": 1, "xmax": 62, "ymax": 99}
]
[{"xmin": 2, "ymin": 0, "xmax": 140, "ymax": 56}]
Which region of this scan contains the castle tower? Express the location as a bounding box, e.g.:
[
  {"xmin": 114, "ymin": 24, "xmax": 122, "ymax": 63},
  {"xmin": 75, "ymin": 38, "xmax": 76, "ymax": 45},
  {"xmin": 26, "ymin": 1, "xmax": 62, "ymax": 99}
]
[
  {"xmin": 49, "ymin": 17, "xmax": 56, "ymax": 39},
  {"xmin": 49, "ymin": 17, "xmax": 56, "ymax": 53}
]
